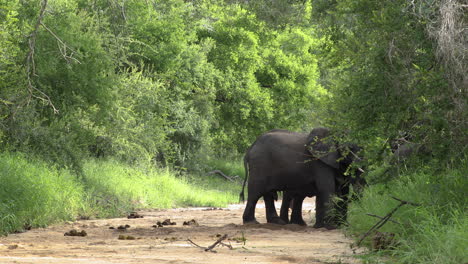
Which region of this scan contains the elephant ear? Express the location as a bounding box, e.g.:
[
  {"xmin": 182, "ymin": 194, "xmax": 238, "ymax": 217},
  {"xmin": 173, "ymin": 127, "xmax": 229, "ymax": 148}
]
[{"xmin": 306, "ymin": 128, "xmax": 340, "ymax": 169}]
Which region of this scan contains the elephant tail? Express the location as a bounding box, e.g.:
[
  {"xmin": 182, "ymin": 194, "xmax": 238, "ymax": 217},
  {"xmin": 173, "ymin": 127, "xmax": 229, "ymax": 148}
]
[{"xmin": 239, "ymin": 154, "xmax": 249, "ymax": 202}]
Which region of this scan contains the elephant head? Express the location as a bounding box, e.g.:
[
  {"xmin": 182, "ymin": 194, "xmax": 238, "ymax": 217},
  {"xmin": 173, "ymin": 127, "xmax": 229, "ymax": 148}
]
[
  {"xmin": 305, "ymin": 127, "xmax": 363, "ymax": 170},
  {"xmin": 305, "ymin": 127, "xmax": 340, "ymax": 169},
  {"xmin": 305, "ymin": 127, "xmax": 366, "ymax": 218}
]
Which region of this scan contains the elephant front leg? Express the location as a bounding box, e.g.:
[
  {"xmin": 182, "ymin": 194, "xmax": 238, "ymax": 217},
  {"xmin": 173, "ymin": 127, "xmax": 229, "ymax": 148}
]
[
  {"xmin": 290, "ymin": 195, "xmax": 307, "ymax": 226},
  {"xmin": 313, "ymin": 192, "xmax": 336, "ymax": 229},
  {"xmin": 264, "ymin": 192, "xmax": 286, "ymax": 225}
]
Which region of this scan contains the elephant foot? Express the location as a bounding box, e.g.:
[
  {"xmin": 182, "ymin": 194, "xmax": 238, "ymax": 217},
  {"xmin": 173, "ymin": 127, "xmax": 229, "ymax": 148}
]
[
  {"xmin": 290, "ymin": 219, "xmax": 307, "ymax": 226},
  {"xmin": 313, "ymin": 222, "xmax": 337, "ymax": 230},
  {"xmin": 280, "ymin": 215, "xmax": 289, "ymax": 224},
  {"xmin": 267, "ymin": 217, "xmax": 287, "ymax": 225},
  {"xmin": 243, "ymin": 219, "xmax": 260, "ymax": 225}
]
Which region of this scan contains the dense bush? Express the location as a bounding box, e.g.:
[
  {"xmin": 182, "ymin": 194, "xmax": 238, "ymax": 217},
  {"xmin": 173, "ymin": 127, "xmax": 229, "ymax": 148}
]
[{"xmin": 0, "ymin": 0, "xmax": 323, "ymax": 168}]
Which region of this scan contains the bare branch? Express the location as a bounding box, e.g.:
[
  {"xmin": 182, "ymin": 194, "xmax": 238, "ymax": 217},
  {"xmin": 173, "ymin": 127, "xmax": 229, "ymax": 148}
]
[
  {"xmin": 187, "ymin": 234, "xmax": 229, "ymax": 253},
  {"xmin": 40, "ymin": 21, "xmax": 82, "ymax": 64},
  {"xmin": 187, "ymin": 239, "xmax": 205, "ymax": 249},
  {"xmin": 205, "ymin": 234, "xmax": 228, "ymax": 252},
  {"xmin": 25, "ymin": 0, "xmax": 59, "ymax": 114},
  {"xmin": 366, "ymin": 213, "xmax": 402, "ymax": 225},
  {"xmin": 391, "ymin": 196, "xmax": 421, "ymax": 207},
  {"xmin": 355, "ymin": 196, "xmax": 420, "ymax": 247},
  {"xmin": 208, "ymin": 170, "xmax": 241, "ymax": 183}
]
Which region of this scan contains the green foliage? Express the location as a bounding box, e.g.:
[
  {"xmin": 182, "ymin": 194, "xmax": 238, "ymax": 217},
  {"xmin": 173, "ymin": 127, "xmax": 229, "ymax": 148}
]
[
  {"xmin": 81, "ymin": 159, "xmax": 238, "ymax": 218},
  {"xmin": 0, "ymin": 152, "xmax": 240, "ymax": 235},
  {"xmin": 197, "ymin": 4, "xmax": 323, "ymax": 150},
  {"xmin": 312, "ymin": 0, "xmax": 466, "ymax": 164},
  {"xmin": 0, "ymin": 152, "xmax": 84, "ymax": 235},
  {"xmin": 311, "ymin": 1, "xmax": 467, "ymax": 262},
  {"xmin": 347, "ymin": 165, "xmax": 467, "ymax": 263},
  {"xmin": 1, "ymin": 0, "xmax": 323, "ymax": 166}
]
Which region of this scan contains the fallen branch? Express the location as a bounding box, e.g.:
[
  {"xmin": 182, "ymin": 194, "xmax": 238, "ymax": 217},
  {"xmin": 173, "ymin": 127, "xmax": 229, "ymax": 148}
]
[
  {"xmin": 187, "ymin": 239, "xmax": 204, "ymax": 249},
  {"xmin": 187, "ymin": 234, "xmax": 229, "ymax": 253},
  {"xmin": 366, "ymin": 213, "xmax": 402, "ymax": 225},
  {"xmin": 391, "ymin": 196, "xmax": 421, "ymax": 206},
  {"xmin": 219, "ymin": 241, "xmax": 233, "ymax": 250},
  {"xmin": 208, "ymin": 170, "xmax": 240, "ymax": 183},
  {"xmin": 206, "ymin": 234, "xmax": 228, "ymax": 251},
  {"xmin": 356, "ymin": 197, "xmax": 420, "ymax": 247}
]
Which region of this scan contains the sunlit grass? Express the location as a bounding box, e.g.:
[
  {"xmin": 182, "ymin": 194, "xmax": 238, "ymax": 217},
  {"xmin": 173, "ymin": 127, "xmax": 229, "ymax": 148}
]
[
  {"xmin": 82, "ymin": 159, "xmax": 240, "ymax": 217},
  {"xmin": 0, "ymin": 152, "xmax": 83, "ymax": 235},
  {"xmin": 0, "ymin": 152, "xmax": 241, "ymax": 235},
  {"xmin": 347, "ymin": 166, "xmax": 467, "ymax": 263}
]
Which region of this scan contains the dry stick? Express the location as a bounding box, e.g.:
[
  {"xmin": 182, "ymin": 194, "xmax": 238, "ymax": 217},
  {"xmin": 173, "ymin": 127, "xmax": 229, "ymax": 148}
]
[
  {"xmin": 391, "ymin": 196, "xmax": 421, "ymax": 206},
  {"xmin": 205, "ymin": 234, "xmax": 228, "ymax": 252},
  {"xmin": 366, "ymin": 213, "xmax": 402, "ymax": 225},
  {"xmin": 208, "ymin": 170, "xmax": 239, "ymax": 183},
  {"xmin": 356, "ymin": 197, "xmax": 420, "ymax": 247},
  {"xmin": 187, "ymin": 234, "xmax": 229, "ymax": 253},
  {"xmin": 219, "ymin": 241, "xmax": 233, "ymax": 250},
  {"xmin": 187, "ymin": 239, "xmax": 204, "ymax": 249}
]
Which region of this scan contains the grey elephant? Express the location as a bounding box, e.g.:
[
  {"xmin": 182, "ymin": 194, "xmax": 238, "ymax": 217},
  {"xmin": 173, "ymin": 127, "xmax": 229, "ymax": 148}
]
[
  {"xmin": 240, "ymin": 128, "xmax": 363, "ymax": 228},
  {"xmin": 279, "ymin": 165, "xmax": 365, "ymax": 226}
]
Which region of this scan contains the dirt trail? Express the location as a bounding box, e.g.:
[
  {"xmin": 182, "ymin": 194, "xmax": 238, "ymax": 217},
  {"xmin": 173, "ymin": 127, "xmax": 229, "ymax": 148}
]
[{"xmin": 0, "ymin": 198, "xmax": 364, "ymax": 264}]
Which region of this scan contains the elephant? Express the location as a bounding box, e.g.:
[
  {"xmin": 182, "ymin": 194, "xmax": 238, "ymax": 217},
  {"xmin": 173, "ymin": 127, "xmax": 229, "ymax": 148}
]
[
  {"xmin": 279, "ymin": 166, "xmax": 366, "ymax": 226},
  {"xmin": 240, "ymin": 127, "xmax": 364, "ymax": 228},
  {"xmin": 279, "ymin": 188, "xmax": 316, "ymax": 226}
]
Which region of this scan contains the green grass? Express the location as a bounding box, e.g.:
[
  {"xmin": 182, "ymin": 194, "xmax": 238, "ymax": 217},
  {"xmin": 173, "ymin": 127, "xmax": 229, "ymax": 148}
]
[
  {"xmin": 188, "ymin": 157, "xmax": 245, "ymax": 198},
  {"xmin": 347, "ymin": 165, "xmax": 467, "ymax": 263},
  {"xmin": 81, "ymin": 159, "xmax": 240, "ymax": 218},
  {"xmin": 0, "ymin": 152, "xmax": 84, "ymax": 235},
  {"xmin": 203, "ymin": 157, "xmax": 246, "ymax": 179},
  {"xmin": 0, "ymin": 152, "xmax": 241, "ymax": 235}
]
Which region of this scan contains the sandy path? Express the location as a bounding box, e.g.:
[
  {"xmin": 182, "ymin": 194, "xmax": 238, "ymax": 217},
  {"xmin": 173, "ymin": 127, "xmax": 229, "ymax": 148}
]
[{"xmin": 0, "ymin": 198, "xmax": 363, "ymax": 264}]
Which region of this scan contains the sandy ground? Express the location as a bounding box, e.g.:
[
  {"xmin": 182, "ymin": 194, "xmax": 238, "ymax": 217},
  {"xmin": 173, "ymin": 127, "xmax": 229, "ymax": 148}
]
[{"xmin": 0, "ymin": 198, "xmax": 364, "ymax": 264}]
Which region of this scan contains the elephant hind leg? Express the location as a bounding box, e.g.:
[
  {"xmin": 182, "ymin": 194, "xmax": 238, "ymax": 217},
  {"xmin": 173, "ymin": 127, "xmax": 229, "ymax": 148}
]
[
  {"xmin": 280, "ymin": 191, "xmax": 293, "ymax": 224},
  {"xmin": 290, "ymin": 195, "xmax": 307, "ymax": 226},
  {"xmin": 242, "ymin": 194, "xmax": 261, "ymax": 224}
]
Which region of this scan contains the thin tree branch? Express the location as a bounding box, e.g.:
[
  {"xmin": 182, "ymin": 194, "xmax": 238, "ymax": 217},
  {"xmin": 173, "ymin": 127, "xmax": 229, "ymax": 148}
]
[
  {"xmin": 25, "ymin": 0, "xmax": 59, "ymax": 114},
  {"xmin": 40, "ymin": 21, "xmax": 82, "ymax": 64},
  {"xmin": 187, "ymin": 239, "xmax": 205, "ymax": 249},
  {"xmin": 208, "ymin": 170, "xmax": 240, "ymax": 183},
  {"xmin": 391, "ymin": 196, "xmax": 421, "ymax": 206},
  {"xmin": 366, "ymin": 213, "xmax": 402, "ymax": 225}
]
